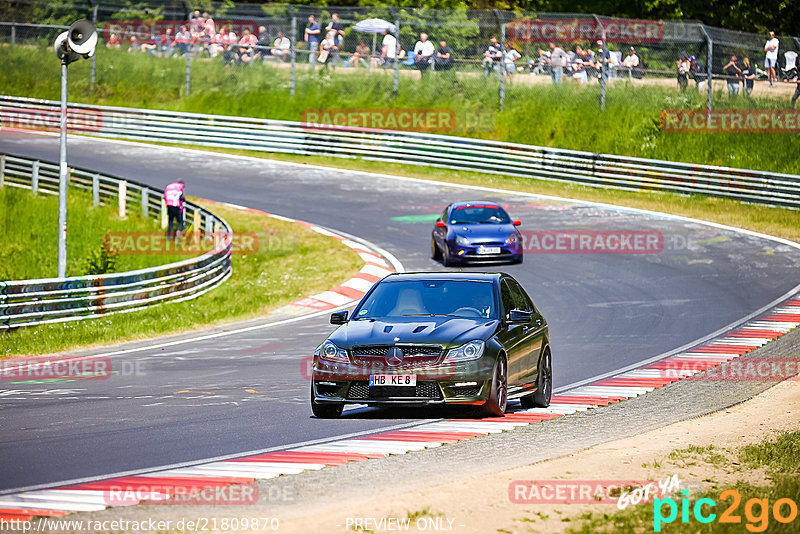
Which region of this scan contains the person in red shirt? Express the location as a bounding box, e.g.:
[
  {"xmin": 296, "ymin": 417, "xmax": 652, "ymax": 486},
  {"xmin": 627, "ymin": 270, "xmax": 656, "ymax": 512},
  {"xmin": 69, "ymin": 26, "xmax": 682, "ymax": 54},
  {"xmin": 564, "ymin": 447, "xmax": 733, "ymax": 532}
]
[{"xmin": 237, "ymin": 28, "xmax": 257, "ymax": 64}]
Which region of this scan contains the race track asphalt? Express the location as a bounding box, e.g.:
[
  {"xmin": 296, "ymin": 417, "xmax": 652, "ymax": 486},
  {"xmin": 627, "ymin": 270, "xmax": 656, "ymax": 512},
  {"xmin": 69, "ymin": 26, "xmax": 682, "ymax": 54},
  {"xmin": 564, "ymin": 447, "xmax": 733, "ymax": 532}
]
[{"xmin": 1, "ymin": 131, "xmax": 799, "ymax": 493}]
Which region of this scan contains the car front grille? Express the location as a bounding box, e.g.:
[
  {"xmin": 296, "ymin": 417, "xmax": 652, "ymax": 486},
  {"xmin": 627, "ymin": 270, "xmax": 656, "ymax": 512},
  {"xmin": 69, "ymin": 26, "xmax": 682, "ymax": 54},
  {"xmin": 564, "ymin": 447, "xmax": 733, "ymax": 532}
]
[
  {"xmin": 346, "ymin": 381, "xmax": 443, "ymax": 400},
  {"xmin": 450, "ymin": 385, "xmax": 482, "ymax": 397},
  {"xmin": 351, "ymin": 345, "xmax": 442, "ymax": 370}
]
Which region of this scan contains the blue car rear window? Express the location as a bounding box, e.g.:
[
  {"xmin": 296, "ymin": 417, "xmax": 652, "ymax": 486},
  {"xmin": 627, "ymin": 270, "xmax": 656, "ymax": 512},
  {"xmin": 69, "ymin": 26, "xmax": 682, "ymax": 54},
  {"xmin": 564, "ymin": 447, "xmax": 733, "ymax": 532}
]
[{"xmin": 355, "ymin": 280, "xmax": 496, "ymax": 320}]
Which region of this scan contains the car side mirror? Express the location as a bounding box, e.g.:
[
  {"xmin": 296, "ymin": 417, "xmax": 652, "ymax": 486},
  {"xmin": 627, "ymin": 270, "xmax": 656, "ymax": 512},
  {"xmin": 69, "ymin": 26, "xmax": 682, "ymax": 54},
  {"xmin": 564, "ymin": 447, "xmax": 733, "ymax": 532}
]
[
  {"xmin": 513, "ymin": 220, "xmax": 522, "ymax": 226},
  {"xmin": 508, "ymin": 309, "xmax": 531, "ymax": 323},
  {"xmin": 436, "ymin": 220, "xmax": 446, "ymax": 228},
  {"xmin": 330, "ymin": 311, "xmax": 348, "ymax": 324}
]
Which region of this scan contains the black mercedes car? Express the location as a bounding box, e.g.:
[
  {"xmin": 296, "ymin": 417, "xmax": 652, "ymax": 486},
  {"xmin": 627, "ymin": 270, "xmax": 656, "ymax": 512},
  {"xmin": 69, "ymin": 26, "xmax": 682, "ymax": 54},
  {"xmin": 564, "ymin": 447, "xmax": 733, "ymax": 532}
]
[{"xmin": 310, "ymin": 272, "xmax": 551, "ymax": 418}]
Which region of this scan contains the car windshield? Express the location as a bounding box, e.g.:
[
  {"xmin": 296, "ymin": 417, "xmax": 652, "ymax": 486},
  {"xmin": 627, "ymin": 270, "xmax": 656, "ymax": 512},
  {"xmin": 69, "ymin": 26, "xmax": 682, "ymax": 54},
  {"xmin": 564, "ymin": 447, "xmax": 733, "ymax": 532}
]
[
  {"xmin": 354, "ymin": 280, "xmax": 496, "ymax": 320},
  {"xmin": 450, "ymin": 205, "xmax": 511, "ymax": 225}
]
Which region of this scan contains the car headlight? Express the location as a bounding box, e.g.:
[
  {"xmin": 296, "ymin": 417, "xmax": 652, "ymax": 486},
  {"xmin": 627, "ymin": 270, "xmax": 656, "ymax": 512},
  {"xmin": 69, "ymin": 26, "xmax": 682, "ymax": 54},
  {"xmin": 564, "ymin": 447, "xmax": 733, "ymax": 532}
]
[
  {"xmin": 455, "ymin": 235, "xmax": 470, "ymax": 246},
  {"xmin": 443, "ymin": 340, "xmax": 485, "ymax": 363},
  {"xmin": 315, "ymin": 341, "xmax": 349, "ymax": 363},
  {"xmin": 505, "ymin": 233, "xmax": 518, "ymax": 244}
]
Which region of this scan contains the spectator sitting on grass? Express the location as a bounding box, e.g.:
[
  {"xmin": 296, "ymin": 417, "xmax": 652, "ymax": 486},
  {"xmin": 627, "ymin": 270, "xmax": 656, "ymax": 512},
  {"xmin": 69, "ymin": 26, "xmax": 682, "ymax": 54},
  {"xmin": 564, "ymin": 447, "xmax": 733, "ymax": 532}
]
[
  {"xmin": 159, "ymin": 28, "xmax": 175, "ymax": 57},
  {"xmin": 106, "ymin": 33, "xmax": 120, "ymax": 49},
  {"xmin": 742, "ymin": 57, "xmax": 756, "ymax": 95},
  {"xmin": 724, "ymin": 54, "xmax": 742, "ymax": 96},
  {"xmin": 142, "ymin": 34, "xmax": 158, "ymax": 56},
  {"xmin": 202, "ymin": 12, "xmax": 216, "ymax": 40},
  {"xmin": 689, "ymin": 55, "xmax": 706, "ymax": 91},
  {"xmin": 435, "ymin": 40, "xmax": 453, "ymax": 71},
  {"xmin": 208, "ymin": 30, "xmax": 223, "ymax": 57},
  {"xmin": 482, "ymin": 36, "xmax": 503, "ymax": 77},
  {"xmin": 128, "ymin": 35, "xmax": 140, "ymax": 53},
  {"xmin": 351, "ymin": 40, "xmax": 370, "ymax": 68},
  {"xmin": 221, "ymin": 26, "xmax": 238, "ymax": 65},
  {"xmin": 319, "ymin": 30, "xmax": 339, "ymax": 70},
  {"xmin": 270, "ymin": 32, "xmax": 290, "ymax": 61},
  {"xmin": 792, "ymin": 75, "xmax": 800, "ymax": 105},
  {"xmin": 174, "ymin": 26, "xmax": 190, "ymax": 56},
  {"xmin": 414, "ymin": 32, "xmax": 435, "ymax": 73},
  {"xmin": 504, "ymin": 42, "xmax": 521, "ymax": 76},
  {"xmin": 237, "ymin": 28, "xmax": 257, "ymax": 64},
  {"xmin": 254, "ymin": 26, "xmax": 270, "ymax": 60}
]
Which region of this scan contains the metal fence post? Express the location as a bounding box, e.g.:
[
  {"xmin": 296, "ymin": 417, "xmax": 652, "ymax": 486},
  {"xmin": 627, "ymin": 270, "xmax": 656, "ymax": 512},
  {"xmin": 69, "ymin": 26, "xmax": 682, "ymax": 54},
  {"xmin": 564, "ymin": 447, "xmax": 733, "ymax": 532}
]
[
  {"xmin": 141, "ymin": 187, "xmax": 149, "ymax": 218},
  {"xmin": 700, "ymin": 24, "xmax": 713, "ymax": 120},
  {"xmin": 10, "ymin": 24, "xmax": 15, "ymax": 46},
  {"xmin": 391, "ymin": 8, "xmax": 399, "ymax": 99},
  {"xmin": 290, "ymin": 14, "xmax": 297, "ymax": 97},
  {"xmin": 92, "ymin": 173, "xmax": 100, "ymax": 206},
  {"xmin": 594, "ymin": 15, "xmax": 606, "ymax": 111},
  {"xmin": 31, "ymin": 160, "xmax": 40, "ymax": 194},
  {"xmin": 495, "ymin": 10, "xmax": 506, "ymax": 111},
  {"xmin": 90, "ymin": 4, "xmax": 98, "ymax": 91},
  {"xmin": 205, "ymin": 215, "xmax": 214, "ymax": 234},
  {"xmin": 185, "ymin": 53, "xmax": 191, "ymax": 97}
]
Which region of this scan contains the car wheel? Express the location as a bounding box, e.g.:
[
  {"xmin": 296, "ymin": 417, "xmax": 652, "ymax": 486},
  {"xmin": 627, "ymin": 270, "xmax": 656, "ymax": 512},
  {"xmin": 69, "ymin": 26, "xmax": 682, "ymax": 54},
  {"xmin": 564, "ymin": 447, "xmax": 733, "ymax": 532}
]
[
  {"xmin": 431, "ymin": 238, "xmax": 442, "ymax": 260},
  {"xmin": 310, "ymin": 383, "xmax": 343, "ymax": 418},
  {"xmin": 483, "ymin": 355, "xmax": 508, "ymax": 416},
  {"xmin": 532, "ymin": 349, "xmax": 552, "ymax": 408},
  {"xmin": 442, "ymin": 249, "xmax": 456, "ymax": 267}
]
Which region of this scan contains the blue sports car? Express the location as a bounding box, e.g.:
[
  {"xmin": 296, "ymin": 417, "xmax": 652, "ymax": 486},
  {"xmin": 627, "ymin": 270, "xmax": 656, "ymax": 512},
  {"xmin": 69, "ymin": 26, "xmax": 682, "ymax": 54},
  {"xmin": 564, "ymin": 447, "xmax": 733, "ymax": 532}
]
[{"xmin": 431, "ymin": 202, "xmax": 523, "ymax": 266}]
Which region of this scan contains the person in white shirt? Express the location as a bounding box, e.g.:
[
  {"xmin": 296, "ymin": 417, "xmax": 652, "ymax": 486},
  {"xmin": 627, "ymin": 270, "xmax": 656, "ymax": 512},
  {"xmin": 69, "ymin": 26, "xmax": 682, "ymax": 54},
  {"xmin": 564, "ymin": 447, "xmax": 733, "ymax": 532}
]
[
  {"xmin": 622, "ymin": 46, "xmax": 640, "ymax": 77},
  {"xmin": 503, "ymin": 42, "xmax": 521, "ymax": 75},
  {"xmin": 378, "ymin": 28, "xmax": 397, "ymax": 69},
  {"xmin": 270, "ymin": 32, "xmax": 291, "ymax": 61},
  {"xmin": 413, "ymin": 32, "xmax": 435, "ymax": 73},
  {"xmin": 764, "ymin": 30, "xmax": 779, "ymax": 87}
]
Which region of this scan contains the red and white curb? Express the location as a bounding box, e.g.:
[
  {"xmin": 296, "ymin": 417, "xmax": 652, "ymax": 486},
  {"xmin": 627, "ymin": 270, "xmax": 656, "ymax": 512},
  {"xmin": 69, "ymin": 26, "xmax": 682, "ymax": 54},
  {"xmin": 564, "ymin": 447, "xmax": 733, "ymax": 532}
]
[
  {"xmin": 220, "ymin": 203, "xmax": 396, "ymax": 315},
  {"xmin": 2, "ymin": 296, "xmax": 797, "ymax": 522}
]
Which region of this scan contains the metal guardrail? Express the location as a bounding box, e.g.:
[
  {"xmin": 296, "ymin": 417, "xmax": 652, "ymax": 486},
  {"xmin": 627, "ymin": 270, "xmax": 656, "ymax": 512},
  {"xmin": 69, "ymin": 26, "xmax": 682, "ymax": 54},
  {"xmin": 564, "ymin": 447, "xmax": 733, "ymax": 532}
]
[
  {"xmin": 1, "ymin": 95, "xmax": 799, "ymax": 208},
  {"xmin": 0, "ymin": 153, "xmax": 233, "ymax": 329}
]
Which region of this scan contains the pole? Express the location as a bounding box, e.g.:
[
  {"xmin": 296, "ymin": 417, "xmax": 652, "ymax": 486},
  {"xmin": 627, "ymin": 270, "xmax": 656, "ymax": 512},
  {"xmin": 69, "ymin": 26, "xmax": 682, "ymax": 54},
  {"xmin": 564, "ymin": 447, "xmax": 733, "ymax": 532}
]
[
  {"xmin": 699, "ymin": 24, "xmax": 713, "ymax": 120},
  {"xmin": 593, "ymin": 15, "xmax": 606, "ymax": 111},
  {"xmin": 290, "ymin": 15, "xmax": 297, "ymax": 97},
  {"xmin": 391, "ymin": 8, "xmax": 399, "ymax": 99},
  {"xmin": 57, "ymin": 59, "xmax": 69, "ymax": 278},
  {"xmin": 90, "ymin": 5, "xmax": 98, "ymax": 91},
  {"xmin": 185, "ymin": 53, "xmax": 191, "ymax": 96},
  {"xmin": 495, "ymin": 10, "xmax": 505, "ymax": 111}
]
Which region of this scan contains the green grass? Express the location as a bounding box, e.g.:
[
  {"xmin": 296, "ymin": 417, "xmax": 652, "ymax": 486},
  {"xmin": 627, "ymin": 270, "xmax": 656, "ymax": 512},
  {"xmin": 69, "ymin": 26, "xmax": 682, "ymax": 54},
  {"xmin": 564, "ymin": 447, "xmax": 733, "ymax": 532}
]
[
  {"xmin": 1, "ymin": 44, "xmax": 797, "ymax": 175},
  {"xmin": 0, "ymin": 186, "xmax": 182, "ymax": 280},
  {"xmin": 1, "ymin": 198, "xmax": 362, "ymax": 358},
  {"xmin": 567, "ymin": 431, "xmax": 800, "ymax": 533}
]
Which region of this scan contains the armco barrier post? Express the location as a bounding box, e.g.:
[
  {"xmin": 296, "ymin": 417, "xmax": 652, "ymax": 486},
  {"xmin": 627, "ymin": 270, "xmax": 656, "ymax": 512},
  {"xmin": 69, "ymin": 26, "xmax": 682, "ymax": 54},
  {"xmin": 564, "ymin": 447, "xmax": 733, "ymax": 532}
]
[
  {"xmin": 161, "ymin": 198, "xmax": 168, "ymax": 229},
  {"xmin": 118, "ymin": 180, "xmax": 127, "ymax": 218},
  {"xmin": 193, "ymin": 209, "xmax": 201, "ymax": 242},
  {"xmin": 205, "ymin": 214, "xmax": 214, "ymax": 235},
  {"xmin": 92, "ymin": 173, "xmax": 99, "ymax": 206},
  {"xmin": 32, "ymin": 160, "xmax": 40, "ymax": 194},
  {"xmin": 141, "ymin": 187, "xmax": 149, "ymax": 218},
  {"xmin": 0, "ymin": 155, "xmax": 5, "ymax": 187}
]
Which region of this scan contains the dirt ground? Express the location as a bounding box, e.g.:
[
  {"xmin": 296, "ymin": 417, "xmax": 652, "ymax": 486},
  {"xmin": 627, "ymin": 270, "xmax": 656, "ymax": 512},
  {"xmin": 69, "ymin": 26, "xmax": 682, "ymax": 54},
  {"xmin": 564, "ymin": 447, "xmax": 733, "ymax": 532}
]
[{"xmin": 281, "ymin": 378, "xmax": 799, "ymax": 533}]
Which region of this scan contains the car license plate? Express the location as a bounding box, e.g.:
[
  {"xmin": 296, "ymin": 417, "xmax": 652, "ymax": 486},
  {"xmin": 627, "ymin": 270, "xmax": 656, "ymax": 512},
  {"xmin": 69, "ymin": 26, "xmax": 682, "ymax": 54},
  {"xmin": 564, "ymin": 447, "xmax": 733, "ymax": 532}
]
[
  {"xmin": 477, "ymin": 246, "xmax": 501, "ymax": 255},
  {"xmin": 369, "ymin": 374, "xmax": 417, "ymax": 386}
]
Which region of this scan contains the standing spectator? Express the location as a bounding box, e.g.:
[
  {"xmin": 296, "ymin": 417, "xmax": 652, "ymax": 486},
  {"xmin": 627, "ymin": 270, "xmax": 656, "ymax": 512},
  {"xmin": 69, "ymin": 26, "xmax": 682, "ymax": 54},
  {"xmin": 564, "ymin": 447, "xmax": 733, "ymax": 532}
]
[
  {"xmin": 571, "ymin": 47, "xmax": 588, "ymax": 84},
  {"xmin": 676, "ymin": 51, "xmax": 690, "ymax": 91},
  {"xmin": 482, "ymin": 36, "xmax": 503, "ymax": 78},
  {"xmin": 164, "ymin": 180, "xmax": 186, "ymax": 238},
  {"xmin": 689, "ymin": 55, "xmax": 706, "ymax": 91},
  {"xmin": 764, "ymin": 30, "xmax": 779, "ymax": 87},
  {"xmin": 741, "ymin": 57, "xmax": 756, "ymax": 95},
  {"xmin": 174, "ymin": 25, "xmax": 191, "ymax": 56},
  {"xmin": 326, "ymin": 14, "xmax": 346, "ymax": 66},
  {"xmin": 549, "ymin": 42, "xmax": 566, "ymax": 85},
  {"xmin": 270, "ymin": 32, "xmax": 291, "ymax": 62},
  {"xmin": 237, "ymin": 28, "xmax": 257, "ymax": 64},
  {"xmin": 202, "ymin": 13, "xmax": 215, "ymax": 41},
  {"xmin": 723, "ymin": 55, "xmax": 742, "ymax": 96},
  {"xmin": 595, "ymin": 39, "xmax": 611, "ymax": 79},
  {"xmin": 304, "ymin": 15, "xmax": 321, "ymax": 68},
  {"xmin": 622, "ymin": 47, "xmax": 639, "ymax": 76},
  {"xmin": 350, "ymin": 40, "xmax": 370, "ymax": 68},
  {"xmin": 435, "ymin": 40, "xmax": 453, "ymax": 71},
  {"xmin": 503, "ymin": 43, "xmax": 521, "ymax": 76},
  {"xmin": 414, "ymin": 32, "xmax": 435, "ymax": 73},
  {"xmin": 378, "ymin": 28, "xmax": 397, "ymax": 69}
]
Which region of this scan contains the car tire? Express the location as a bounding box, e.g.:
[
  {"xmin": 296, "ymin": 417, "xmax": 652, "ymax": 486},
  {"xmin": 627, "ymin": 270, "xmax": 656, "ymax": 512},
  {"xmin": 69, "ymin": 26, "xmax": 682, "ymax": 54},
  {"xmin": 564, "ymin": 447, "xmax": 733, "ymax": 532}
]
[
  {"xmin": 431, "ymin": 238, "xmax": 442, "ymax": 260},
  {"xmin": 532, "ymin": 349, "xmax": 552, "ymax": 408},
  {"xmin": 443, "ymin": 249, "xmax": 456, "ymax": 267},
  {"xmin": 483, "ymin": 355, "xmax": 508, "ymax": 416},
  {"xmin": 310, "ymin": 383, "xmax": 343, "ymax": 418}
]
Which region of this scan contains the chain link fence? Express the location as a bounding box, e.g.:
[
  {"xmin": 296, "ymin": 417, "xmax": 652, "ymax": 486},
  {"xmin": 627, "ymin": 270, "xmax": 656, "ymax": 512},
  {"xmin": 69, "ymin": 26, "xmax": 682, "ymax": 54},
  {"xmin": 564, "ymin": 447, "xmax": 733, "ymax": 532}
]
[{"xmin": 2, "ymin": 1, "xmax": 800, "ymax": 132}]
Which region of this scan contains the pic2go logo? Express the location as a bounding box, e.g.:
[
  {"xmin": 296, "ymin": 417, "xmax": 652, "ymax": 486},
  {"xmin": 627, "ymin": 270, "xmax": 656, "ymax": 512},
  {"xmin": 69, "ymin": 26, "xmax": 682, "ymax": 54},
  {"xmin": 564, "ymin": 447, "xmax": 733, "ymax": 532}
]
[{"xmin": 654, "ymin": 489, "xmax": 799, "ymax": 532}]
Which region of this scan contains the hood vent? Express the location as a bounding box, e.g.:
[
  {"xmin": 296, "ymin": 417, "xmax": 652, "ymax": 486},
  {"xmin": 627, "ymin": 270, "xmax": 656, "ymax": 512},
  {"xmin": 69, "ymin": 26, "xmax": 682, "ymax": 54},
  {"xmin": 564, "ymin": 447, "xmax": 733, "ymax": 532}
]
[
  {"xmin": 383, "ymin": 325, "xmax": 393, "ymax": 333},
  {"xmin": 413, "ymin": 325, "xmax": 427, "ymax": 333}
]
